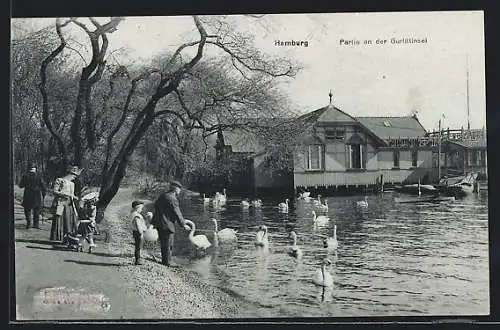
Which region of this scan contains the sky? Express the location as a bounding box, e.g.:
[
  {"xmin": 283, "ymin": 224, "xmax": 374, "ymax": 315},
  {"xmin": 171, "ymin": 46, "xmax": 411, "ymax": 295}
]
[{"xmin": 12, "ymin": 11, "xmax": 486, "ymax": 131}]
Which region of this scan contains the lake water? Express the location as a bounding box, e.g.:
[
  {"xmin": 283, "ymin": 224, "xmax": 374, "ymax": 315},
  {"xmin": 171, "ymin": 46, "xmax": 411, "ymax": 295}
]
[{"xmin": 158, "ymin": 190, "xmax": 490, "ymax": 317}]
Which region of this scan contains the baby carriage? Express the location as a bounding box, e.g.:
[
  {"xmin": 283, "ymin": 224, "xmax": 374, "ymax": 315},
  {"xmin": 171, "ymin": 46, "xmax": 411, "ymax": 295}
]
[{"xmin": 64, "ymin": 191, "xmax": 100, "ymax": 253}]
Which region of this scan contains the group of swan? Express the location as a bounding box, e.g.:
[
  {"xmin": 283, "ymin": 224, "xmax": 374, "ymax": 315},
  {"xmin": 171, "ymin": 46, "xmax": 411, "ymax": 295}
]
[
  {"xmin": 253, "ymin": 223, "xmax": 338, "ymax": 287},
  {"xmin": 241, "ymin": 198, "xmax": 263, "ymax": 209},
  {"xmin": 205, "ymin": 189, "xmax": 226, "ymax": 207},
  {"xmin": 184, "ymin": 218, "xmax": 237, "ymax": 250}
]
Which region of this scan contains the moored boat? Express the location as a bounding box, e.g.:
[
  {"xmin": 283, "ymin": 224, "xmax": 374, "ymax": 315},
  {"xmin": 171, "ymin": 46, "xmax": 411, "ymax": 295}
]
[
  {"xmin": 394, "ymin": 183, "xmax": 438, "ymax": 195},
  {"xmin": 394, "ymin": 195, "xmax": 455, "ymax": 203},
  {"xmin": 434, "ymin": 172, "xmax": 478, "ymax": 197}
]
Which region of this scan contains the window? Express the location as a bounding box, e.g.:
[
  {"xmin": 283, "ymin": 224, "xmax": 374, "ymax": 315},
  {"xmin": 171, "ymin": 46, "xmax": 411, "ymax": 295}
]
[
  {"xmin": 347, "ymin": 144, "xmax": 364, "ymax": 169},
  {"xmin": 325, "ymin": 128, "xmax": 345, "ymax": 140},
  {"xmin": 471, "ymin": 150, "xmax": 477, "ymax": 165},
  {"xmin": 307, "ymin": 145, "xmax": 324, "ymax": 170},
  {"xmin": 411, "ymin": 149, "xmax": 418, "ymax": 167},
  {"xmin": 477, "ymin": 150, "xmax": 482, "ymax": 165},
  {"xmin": 393, "ymin": 150, "xmax": 400, "ymax": 168}
]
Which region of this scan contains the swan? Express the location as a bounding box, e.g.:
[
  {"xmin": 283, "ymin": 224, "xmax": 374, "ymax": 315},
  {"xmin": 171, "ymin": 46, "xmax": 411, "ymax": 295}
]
[
  {"xmin": 312, "ymin": 258, "xmax": 334, "ymax": 287},
  {"xmin": 313, "ymin": 195, "xmax": 322, "ymax": 206},
  {"xmin": 312, "ymin": 210, "xmax": 330, "ymax": 224},
  {"xmin": 217, "ymin": 188, "xmax": 227, "ymax": 204},
  {"xmin": 356, "ymin": 196, "xmax": 368, "ymax": 208},
  {"xmin": 184, "ymin": 219, "xmax": 211, "ymax": 249},
  {"xmin": 299, "ymin": 191, "xmax": 311, "ymax": 199},
  {"xmin": 202, "ymin": 193, "xmax": 210, "ymax": 204},
  {"xmin": 287, "ymin": 231, "xmax": 302, "ymax": 258},
  {"xmin": 211, "ymin": 218, "xmax": 237, "ymax": 246},
  {"xmin": 315, "ymin": 200, "xmax": 329, "ymax": 213},
  {"xmin": 251, "ymin": 199, "xmax": 263, "ymax": 208},
  {"xmin": 323, "ymin": 225, "xmax": 338, "ymax": 250},
  {"xmin": 254, "ymin": 225, "xmax": 269, "ymax": 247},
  {"xmin": 241, "ymin": 198, "xmax": 250, "ymax": 209},
  {"xmin": 278, "ymin": 199, "xmax": 289, "ymax": 212}
]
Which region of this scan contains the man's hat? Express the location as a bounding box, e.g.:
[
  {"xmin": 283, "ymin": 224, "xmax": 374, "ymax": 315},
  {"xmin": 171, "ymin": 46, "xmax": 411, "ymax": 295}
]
[
  {"xmin": 170, "ymin": 180, "xmax": 183, "ymax": 189},
  {"xmin": 132, "ymin": 200, "xmax": 144, "ymax": 209},
  {"xmin": 69, "ymin": 165, "xmax": 82, "ymax": 176}
]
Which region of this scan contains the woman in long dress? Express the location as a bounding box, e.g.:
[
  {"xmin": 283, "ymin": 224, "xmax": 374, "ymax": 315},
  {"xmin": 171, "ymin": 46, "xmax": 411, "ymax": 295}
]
[{"xmin": 50, "ymin": 166, "xmax": 81, "ymax": 242}]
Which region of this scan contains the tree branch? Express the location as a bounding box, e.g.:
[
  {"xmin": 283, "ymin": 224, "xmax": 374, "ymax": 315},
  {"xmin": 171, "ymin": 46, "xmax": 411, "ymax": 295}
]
[{"xmin": 39, "ymin": 18, "xmax": 71, "ymax": 167}]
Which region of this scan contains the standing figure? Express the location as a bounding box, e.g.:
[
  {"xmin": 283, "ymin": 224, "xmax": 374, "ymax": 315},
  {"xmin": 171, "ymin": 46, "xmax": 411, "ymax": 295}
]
[
  {"xmin": 150, "ymin": 181, "xmax": 191, "ymax": 267},
  {"xmin": 18, "ymin": 164, "xmax": 46, "ymax": 229},
  {"xmin": 130, "ymin": 200, "xmax": 147, "ymax": 265},
  {"xmin": 50, "ymin": 166, "xmax": 81, "ymax": 242}
]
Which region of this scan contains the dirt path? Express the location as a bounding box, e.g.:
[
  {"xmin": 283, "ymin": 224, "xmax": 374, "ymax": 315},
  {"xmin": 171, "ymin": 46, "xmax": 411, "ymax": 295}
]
[{"xmin": 14, "ymin": 186, "xmax": 259, "ymax": 321}]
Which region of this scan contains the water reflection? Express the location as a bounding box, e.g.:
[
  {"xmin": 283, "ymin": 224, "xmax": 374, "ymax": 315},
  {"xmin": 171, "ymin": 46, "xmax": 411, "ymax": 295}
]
[{"xmin": 164, "ymin": 191, "xmax": 490, "ymax": 317}]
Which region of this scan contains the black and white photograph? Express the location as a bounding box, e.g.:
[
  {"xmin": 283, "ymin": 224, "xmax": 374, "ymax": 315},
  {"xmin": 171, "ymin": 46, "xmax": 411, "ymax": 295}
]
[{"xmin": 11, "ymin": 11, "xmax": 489, "ymax": 320}]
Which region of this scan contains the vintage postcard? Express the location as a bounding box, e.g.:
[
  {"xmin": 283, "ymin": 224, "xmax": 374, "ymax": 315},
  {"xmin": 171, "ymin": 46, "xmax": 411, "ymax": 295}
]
[{"xmin": 11, "ymin": 11, "xmax": 488, "ymax": 321}]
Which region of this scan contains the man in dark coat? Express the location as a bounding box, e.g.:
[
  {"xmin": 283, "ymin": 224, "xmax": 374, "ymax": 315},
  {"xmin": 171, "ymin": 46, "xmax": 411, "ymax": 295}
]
[
  {"xmin": 151, "ymin": 181, "xmax": 190, "ymax": 267},
  {"xmin": 18, "ymin": 164, "xmax": 46, "ymax": 229}
]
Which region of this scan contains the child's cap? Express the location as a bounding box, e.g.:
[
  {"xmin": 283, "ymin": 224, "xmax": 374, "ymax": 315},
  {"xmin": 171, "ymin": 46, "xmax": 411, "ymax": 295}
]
[{"xmin": 132, "ymin": 200, "xmax": 144, "ymax": 209}]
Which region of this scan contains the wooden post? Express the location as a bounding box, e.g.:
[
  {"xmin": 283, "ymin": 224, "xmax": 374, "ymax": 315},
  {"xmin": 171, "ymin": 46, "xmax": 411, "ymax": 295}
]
[{"xmin": 438, "ymin": 119, "xmax": 442, "ymax": 181}]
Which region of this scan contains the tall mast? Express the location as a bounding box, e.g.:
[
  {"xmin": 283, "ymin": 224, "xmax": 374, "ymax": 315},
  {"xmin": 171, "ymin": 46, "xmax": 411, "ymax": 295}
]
[{"xmin": 466, "ymin": 54, "xmax": 470, "ymax": 131}]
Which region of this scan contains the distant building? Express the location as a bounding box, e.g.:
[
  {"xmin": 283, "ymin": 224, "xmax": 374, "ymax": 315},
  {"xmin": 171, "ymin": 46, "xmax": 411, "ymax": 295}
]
[
  {"xmin": 211, "ymin": 103, "xmax": 487, "ymax": 195},
  {"xmin": 292, "ymin": 103, "xmax": 435, "ymax": 193}
]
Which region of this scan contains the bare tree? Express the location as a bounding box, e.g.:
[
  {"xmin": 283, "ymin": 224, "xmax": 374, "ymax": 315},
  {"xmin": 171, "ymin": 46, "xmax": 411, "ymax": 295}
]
[{"xmin": 37, "ymin": 15, "xmax": 298, "ymax": 222}]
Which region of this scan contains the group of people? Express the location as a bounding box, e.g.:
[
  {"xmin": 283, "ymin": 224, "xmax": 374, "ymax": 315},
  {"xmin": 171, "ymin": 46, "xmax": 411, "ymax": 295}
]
[
  {"xmin": 19, "ymin": 162, "xmax": 190, "ymax": 267},
  {"xmin": 18, "ymin": 164, "xmax": 97, "ymax": 249},
  {"xmin": 131, "ymin": 180, "xmax": 191, "ymax": 267}
]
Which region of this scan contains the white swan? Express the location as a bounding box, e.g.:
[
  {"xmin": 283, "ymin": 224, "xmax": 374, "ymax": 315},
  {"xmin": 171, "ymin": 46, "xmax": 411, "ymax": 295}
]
[
  {"xmin": 278, "ymin": 199, "xmax": 289, "ymax": 212},
  {"xmin": 202, "ymin": 193, "xmax": 210, "ymax": 204},
  {"xmin": 299, "ymin": 191, "xmax": 311, "ymax": 199},
  {"xmin": 356, "ymin": 196, "xmax": 368, "ymax": 208},
  {"xmin": 312, "ymin": 210, "xmax": 330, "ymax": 224},
  {"xmin": 313, "ymin": 195, "xmax": 322, "ymax": 206},
  {"xmin": 217, "ymin": 188, "xmax": 227, "ymax": 204},
  {"xmin": 312, "ymin": 258, "xmax": 334, "ymax": 287},
  {"xmin": 323, "ymin": 225, "xmax": 338, "ymax": 250},
  {"xmin": 287, "ymin": 231, "xmax": 302, "ymax": 258},
  {"xmin": 251, "ymin": 199, "xmax": 263, "ymax": 208},
  {"xmin": 211, "ymin": 218, "xmax": 237, "ymax": 246},
  {"xmin": 254, "ymin": 225, "xmax": 269, "ymax": 247},
  {"xmin": 184, "ymin": 219, "xmax": 211, "ymax": 249},
  {"xmin": 315, "ymin": 200, "xmax": 329, "ymax": 213},
  {"xmin": 241, "ymin": 198, "xmax": 250, "ymax": 209}
]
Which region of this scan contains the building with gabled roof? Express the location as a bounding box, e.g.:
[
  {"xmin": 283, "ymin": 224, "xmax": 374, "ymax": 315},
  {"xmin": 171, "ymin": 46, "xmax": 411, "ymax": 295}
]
[{"xmin": 211, "ymin": 98, "xmax": 486, "ymax": 195}]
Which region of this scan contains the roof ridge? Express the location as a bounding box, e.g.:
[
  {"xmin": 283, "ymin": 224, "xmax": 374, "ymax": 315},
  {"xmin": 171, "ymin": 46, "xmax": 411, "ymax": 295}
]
[{"xmin": 356, "ymin": 116, "xmax": 415, "ymax": 118}]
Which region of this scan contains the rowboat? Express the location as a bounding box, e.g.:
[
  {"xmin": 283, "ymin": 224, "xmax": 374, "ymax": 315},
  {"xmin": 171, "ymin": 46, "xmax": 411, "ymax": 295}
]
[
  {"xmin": 434, "ymin": 172, "xmax": 478, "ymax": 197},
  {"xmin": 394, "ymin": 183, "xmax": 438, "ymax": 195}
]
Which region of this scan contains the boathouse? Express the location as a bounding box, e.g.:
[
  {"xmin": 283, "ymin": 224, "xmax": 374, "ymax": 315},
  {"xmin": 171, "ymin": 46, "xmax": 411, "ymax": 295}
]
[
  {"xmin": 439, "ymin": 128, "xmax": 488, "ymax": 178},
  {"xmin": 292, "ymin": 102, "xmax": 437, "ymax": 193}
]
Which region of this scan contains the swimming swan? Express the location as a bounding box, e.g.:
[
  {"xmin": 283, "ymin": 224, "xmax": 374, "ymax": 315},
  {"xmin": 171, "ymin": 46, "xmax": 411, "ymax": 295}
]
[
  {"xmin": 278, "ymin": 199, "xmax": 289, "ymax": 212},
  {"xmin": 356, "ymin": 196, "xmax": 368, "ymax": 208},
  {"xmin": 211, "ymin": 218, "xmax": 237, "ymax": 246},
  {"xmin": 315, "ymin": 200, "xmax": 329, "ymax": 213},
  {"xmin": 184, "ymin": 219, "xmax": 211, "ymax": 249},
  {"xmin": 255, "ymin": 225, "xmax": 269, "ymax": 247},
  {"xmin": 323, "ymin": 225, "xmax": 338, "ymax": 250},
  {"xmin": 312, "ymin": 258, "xmax": 334, "ymax": 287},
  {"xmin": 251, "ymin": 199, "xmax": 263, "ymax": 208},
  {"xmin": 287, "ymin": 231, "xmax": 302, "ymax": 258},
  {"xmin": 241, "ymin": 198, "xmax": 250, "ymax": 209},
  {"xmin": 313, "ymin": 195, "xmax": 322, "ymax": 206},
  {"xmin": 202, "ymin": 193, "xmax": 210, "ymax": 204},
  {"xmin": 217, "ymin": 188, "xmax": 227, "ymax": 204},
  {"xmin": 312, "ymin": 210, "xmax": 330, "ymax": 224}
]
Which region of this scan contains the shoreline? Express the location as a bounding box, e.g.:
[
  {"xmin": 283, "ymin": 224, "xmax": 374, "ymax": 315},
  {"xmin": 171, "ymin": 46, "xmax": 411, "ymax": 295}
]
[
  {"xmin": 14, "ymin": 186, "xmax": 266, "ymax": 320},
  {"xmin": 104, "ymin": 187, "xmax": 272, "ymax": 319}
]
